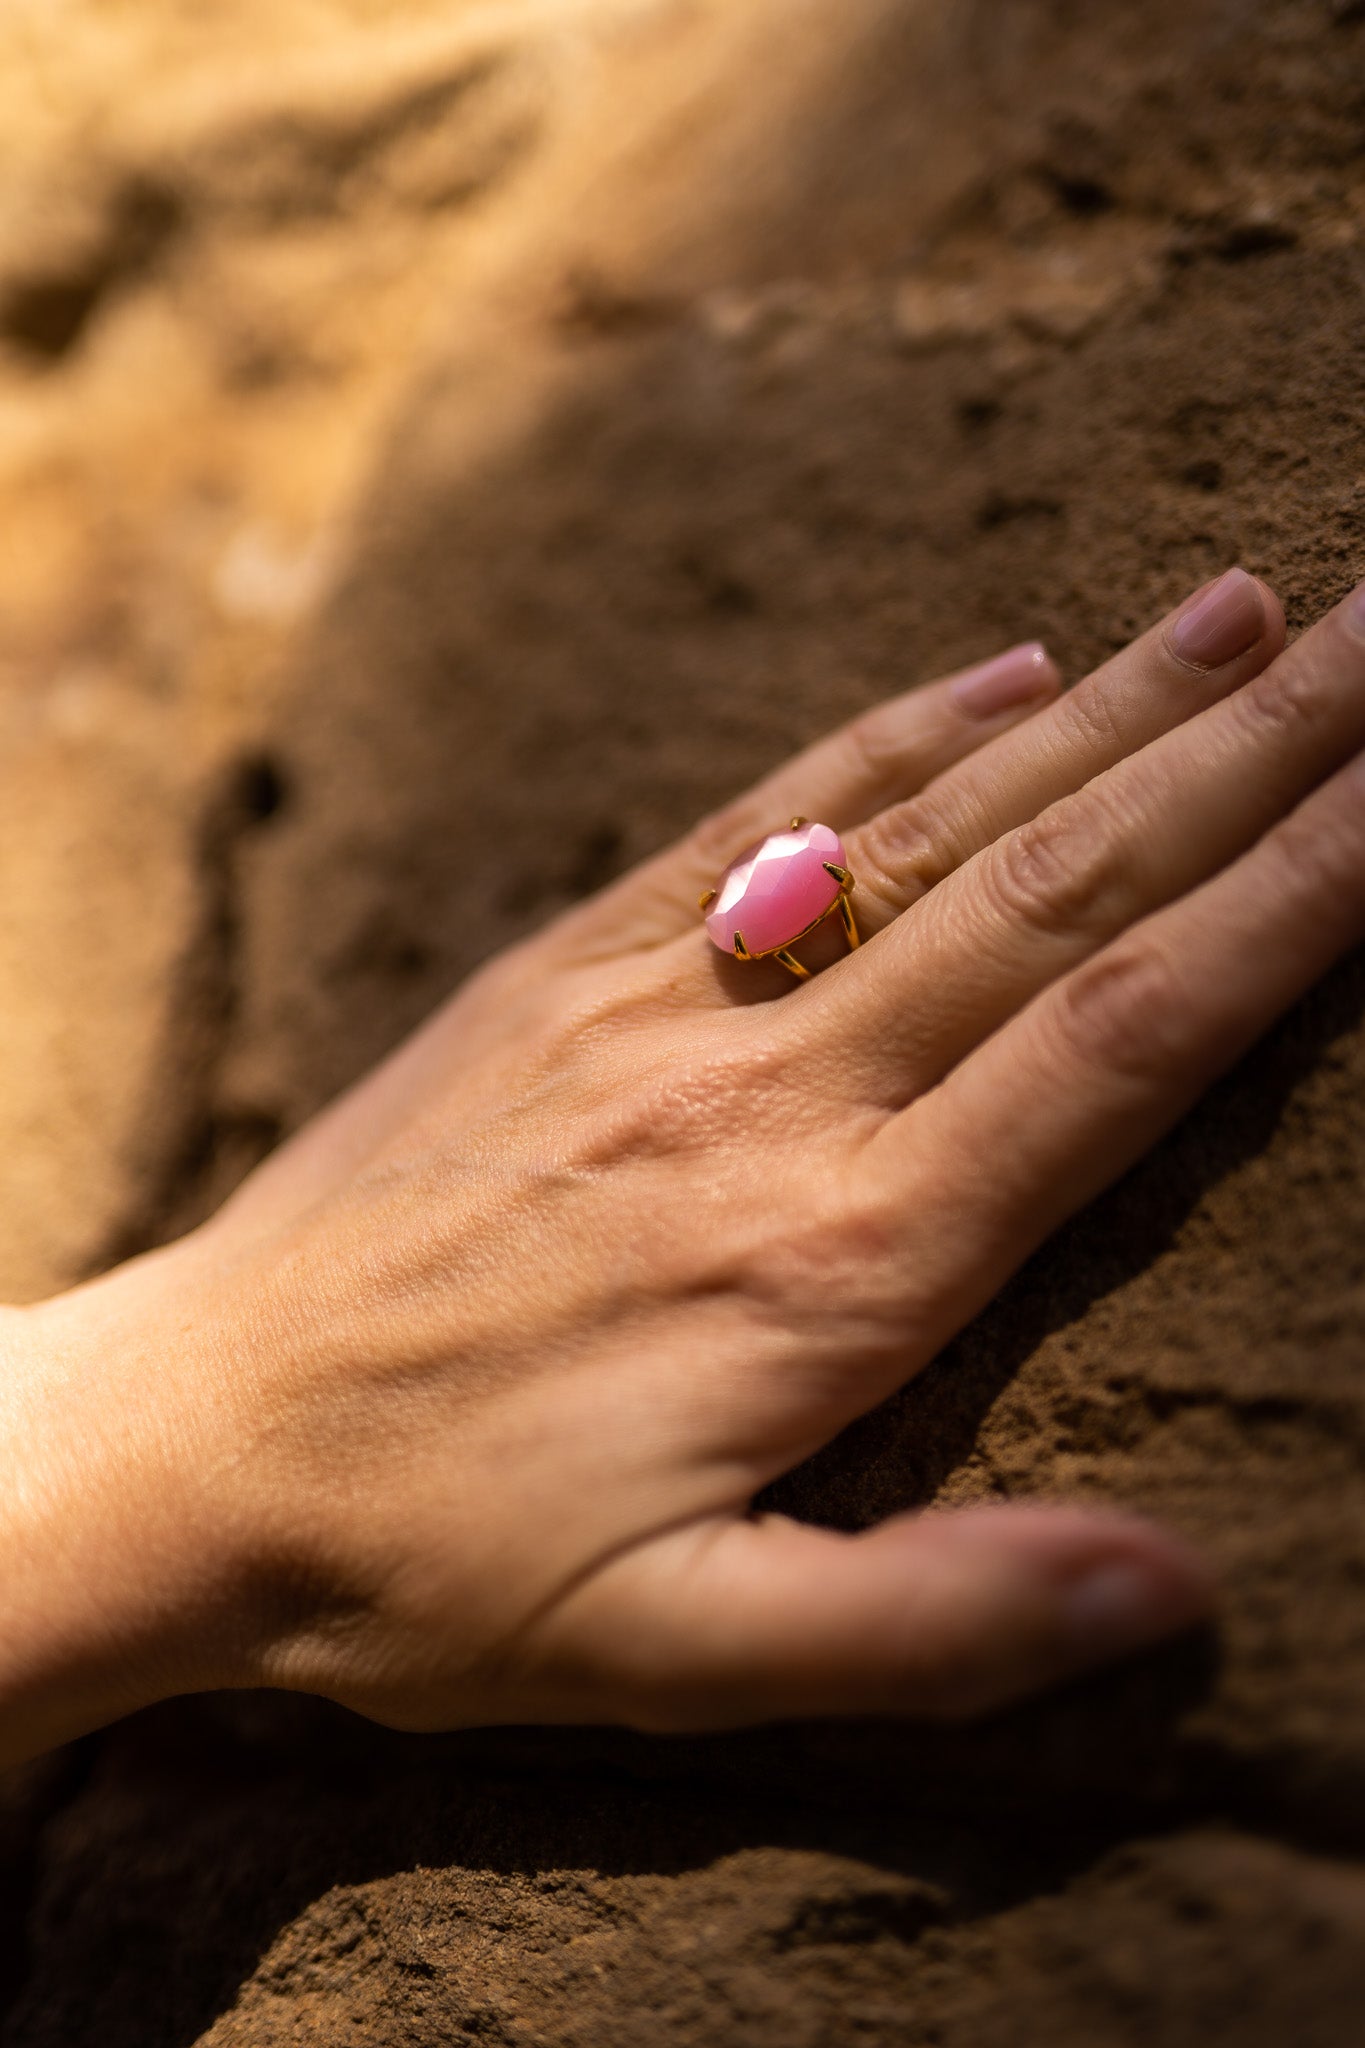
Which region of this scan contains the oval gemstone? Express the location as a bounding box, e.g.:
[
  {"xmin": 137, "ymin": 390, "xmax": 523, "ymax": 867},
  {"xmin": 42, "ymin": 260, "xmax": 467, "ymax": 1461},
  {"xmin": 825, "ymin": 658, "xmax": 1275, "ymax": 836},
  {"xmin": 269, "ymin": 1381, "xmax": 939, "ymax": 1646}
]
[{"xmin": 705, "ymin": 820, "xmax": 846, "ymax": 957}]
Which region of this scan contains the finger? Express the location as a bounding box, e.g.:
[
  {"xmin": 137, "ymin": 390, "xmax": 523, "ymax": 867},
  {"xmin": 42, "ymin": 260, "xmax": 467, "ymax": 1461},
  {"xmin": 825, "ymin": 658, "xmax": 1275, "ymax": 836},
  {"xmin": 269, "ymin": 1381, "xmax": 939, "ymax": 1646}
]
[
  {"xmin": 544, "ymin": 644, "xmax": 1060, "ymax": 964},
  {"xmin": 832, "ymin": 567, "xmax": 1283, "ymax": 953},
  {"xmin": 660, "ymin": 568, "xmax": 1283, "ymax": 1004},
  {"xmin": 558, "ymin": 1506, "xmax": 1211, "ymax": 1730},
  {"xmin": 862, "ymin": 718, "xmax": 1365, "ymax": 1341},
  {"xmin": 822, "ymin": 578, "xmax": 1365, "ymax": 1096}
]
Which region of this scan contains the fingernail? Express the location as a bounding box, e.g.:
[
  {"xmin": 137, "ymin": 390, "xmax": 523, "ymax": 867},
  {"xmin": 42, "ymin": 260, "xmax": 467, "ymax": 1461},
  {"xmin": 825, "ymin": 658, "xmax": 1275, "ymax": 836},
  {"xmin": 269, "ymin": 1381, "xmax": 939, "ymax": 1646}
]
[
  {"xmin": 1168, "ymin": 567, "xmax": 1264, "ymax": 669},
  {"xmin": 1344, "ymin": 580, "xmax": 1365, "ymax": 641},
  {"xmin": 1061, "ymin": 1559, "xmax": 1206, "ymax": 1656},
  {"xmin": 949, "ymin": 642, "xmax": 1060, "ymax": 717}
]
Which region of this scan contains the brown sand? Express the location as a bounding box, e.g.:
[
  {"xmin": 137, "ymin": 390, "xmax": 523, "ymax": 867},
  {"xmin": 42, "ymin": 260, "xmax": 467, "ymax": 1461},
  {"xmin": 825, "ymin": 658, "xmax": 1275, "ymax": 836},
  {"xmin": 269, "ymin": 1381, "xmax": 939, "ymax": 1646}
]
[{"xmin": 0, "ymin": 0, "xmax": 1362, "ymax": 2040}]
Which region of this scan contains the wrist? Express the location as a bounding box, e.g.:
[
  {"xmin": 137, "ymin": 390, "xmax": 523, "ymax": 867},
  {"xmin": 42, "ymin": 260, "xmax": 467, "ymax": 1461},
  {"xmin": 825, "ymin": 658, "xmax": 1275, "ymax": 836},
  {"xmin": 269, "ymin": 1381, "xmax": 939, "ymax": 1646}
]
[{"xmin": 0, "ymin": 1248, "xmax": 264, "ymax": 1763}]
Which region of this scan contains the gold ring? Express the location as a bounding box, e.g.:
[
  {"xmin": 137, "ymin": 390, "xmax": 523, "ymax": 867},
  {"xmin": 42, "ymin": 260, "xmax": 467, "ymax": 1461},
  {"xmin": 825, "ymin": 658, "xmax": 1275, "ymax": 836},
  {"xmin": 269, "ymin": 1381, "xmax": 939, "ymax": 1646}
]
[{"xmin": 699, "ymin": 817, "xmax": 859, "ymax": 980}]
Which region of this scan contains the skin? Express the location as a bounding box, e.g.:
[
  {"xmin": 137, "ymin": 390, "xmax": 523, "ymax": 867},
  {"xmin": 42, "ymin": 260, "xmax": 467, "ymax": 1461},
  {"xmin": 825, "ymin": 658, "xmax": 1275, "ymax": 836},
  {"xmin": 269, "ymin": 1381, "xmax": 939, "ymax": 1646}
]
[{"xmin": 1, "ymin": 565, "xmax": 1364, "ymax": 1768}]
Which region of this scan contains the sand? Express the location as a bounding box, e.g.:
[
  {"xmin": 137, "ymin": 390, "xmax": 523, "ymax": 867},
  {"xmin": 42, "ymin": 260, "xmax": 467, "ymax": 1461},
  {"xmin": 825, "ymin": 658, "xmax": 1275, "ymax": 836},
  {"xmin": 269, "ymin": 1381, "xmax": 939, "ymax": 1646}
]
[{"xmin": 0, "ymin": 0, "xmax": 1362, "ymax": 2040}]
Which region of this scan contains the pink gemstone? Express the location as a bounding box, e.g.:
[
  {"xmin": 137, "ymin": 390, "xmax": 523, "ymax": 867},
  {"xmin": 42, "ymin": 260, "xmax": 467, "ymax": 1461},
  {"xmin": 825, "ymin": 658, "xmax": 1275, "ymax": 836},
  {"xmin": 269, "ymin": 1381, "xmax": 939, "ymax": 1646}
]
[{"xmin": 705, "ymin": 820, "xmax": 846, "ymax": 957}]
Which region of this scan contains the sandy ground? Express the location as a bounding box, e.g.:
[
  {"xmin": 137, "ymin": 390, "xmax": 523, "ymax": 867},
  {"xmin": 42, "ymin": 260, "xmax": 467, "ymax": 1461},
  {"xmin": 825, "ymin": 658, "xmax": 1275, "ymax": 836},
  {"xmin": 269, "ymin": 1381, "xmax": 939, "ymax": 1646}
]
[{"xmin": 0, "ymin": 0, "xmax": 1362, "ymax": 2040}]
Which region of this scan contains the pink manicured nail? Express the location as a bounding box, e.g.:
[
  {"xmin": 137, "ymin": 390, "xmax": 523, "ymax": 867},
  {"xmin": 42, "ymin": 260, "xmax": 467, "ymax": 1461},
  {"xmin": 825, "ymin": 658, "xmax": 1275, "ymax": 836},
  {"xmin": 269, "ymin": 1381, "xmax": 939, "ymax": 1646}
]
[
  {"xmin": 1168, "ymin": 567, "xmax": 1264, "ymax": 668},
  {"xmin": 949, "ymin": 642, "xmax": 1059, "ymax": 717}
]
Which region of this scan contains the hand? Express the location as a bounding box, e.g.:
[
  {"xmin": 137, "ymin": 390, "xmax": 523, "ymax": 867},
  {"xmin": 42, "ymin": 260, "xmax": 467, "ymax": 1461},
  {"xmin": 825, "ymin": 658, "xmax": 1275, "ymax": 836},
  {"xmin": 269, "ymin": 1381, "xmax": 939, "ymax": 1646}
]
[{"xmin": 5, "ymin": 564, "xmax": 1364, "ymax": 1762}]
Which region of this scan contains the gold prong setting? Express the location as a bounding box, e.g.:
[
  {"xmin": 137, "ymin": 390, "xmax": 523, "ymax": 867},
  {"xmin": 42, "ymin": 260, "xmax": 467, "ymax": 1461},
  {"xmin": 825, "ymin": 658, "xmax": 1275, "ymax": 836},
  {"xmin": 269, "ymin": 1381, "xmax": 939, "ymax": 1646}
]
[{"xmin": 701, "ymin": 817, "xmax": 860, "ymax": 980}]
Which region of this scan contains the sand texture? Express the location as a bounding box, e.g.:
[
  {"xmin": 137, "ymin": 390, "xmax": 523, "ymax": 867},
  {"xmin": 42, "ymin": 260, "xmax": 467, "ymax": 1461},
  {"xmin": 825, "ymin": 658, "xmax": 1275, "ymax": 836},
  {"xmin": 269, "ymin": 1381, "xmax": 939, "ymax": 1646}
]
[{"xmin": 0, "ymin": 0, "xmax": 1362, "ymax": 2040}]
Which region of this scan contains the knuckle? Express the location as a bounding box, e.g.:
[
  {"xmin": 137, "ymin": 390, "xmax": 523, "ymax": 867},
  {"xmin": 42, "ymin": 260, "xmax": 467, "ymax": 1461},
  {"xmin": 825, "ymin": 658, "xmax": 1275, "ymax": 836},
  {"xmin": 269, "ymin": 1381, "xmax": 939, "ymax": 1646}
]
[
  {"xmin": 1265, "ymin": 800, "xmax": 1359, "ymax": 916},
  {"xmin": 1058, "ymin": 676, "xmax": 1125, "ymax": 756},
  {"xmin": 858, "ymin": 793, "xmax": 959, "ymax": 902},
  {"xmin": 840, "ymin": 699, "xmax": 923, "ymax": 787},
  {"xmin": 585, "ymin": 1027, "xmax": 819, "ymax": 1169},
  {"xmin": 1055, "ymin": 941, "xmax": 1192, "ymax": 1082},
  {"xmin": 739, "ymin": 1184, "xmax": 907, "ymax": 1342},
  {"xmin": 538, "ymin": 973, "xmax": 672, "ymax": 1067},
  {"xmin": 620, "ymin": 1061, "xmax": 756, "ymax": 1160},
  {"xmin": 1238, "ymin": 644, "xmax": 1336, "ymax": 743},
  {"xmin": 987, "ymin": 799, "xmax": 1127, "ymax": 937}
]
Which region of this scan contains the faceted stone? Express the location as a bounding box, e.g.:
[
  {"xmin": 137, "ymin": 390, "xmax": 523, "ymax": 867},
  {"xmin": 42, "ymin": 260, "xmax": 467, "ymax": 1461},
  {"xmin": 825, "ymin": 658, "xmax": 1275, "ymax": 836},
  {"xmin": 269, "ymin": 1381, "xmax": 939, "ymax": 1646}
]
[{"xmin": 705, "ymin": 820, "xmax": 846, "ymax": 957}]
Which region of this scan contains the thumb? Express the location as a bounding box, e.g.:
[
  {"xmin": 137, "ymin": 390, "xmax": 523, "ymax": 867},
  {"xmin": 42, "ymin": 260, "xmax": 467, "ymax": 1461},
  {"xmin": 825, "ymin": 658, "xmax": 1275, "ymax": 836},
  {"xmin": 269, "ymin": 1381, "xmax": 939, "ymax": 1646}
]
[{"xmin": 558, "ymin": 1504, "xmax": 1215, "ymax": 1732}]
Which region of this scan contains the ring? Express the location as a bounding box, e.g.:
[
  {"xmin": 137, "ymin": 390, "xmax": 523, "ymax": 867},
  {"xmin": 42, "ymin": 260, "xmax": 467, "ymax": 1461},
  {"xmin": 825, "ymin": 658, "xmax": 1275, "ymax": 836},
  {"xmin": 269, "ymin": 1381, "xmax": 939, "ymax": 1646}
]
[{"xmin": 699, "ymin": 818, "xmax": 860, "ymax": 980}]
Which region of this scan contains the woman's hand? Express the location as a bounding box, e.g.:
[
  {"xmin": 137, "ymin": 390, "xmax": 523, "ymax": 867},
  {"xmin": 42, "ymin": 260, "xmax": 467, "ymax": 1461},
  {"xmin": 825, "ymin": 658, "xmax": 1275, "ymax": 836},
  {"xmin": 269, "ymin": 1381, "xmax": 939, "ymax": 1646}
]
[{"xmin": 6, "ymin": 563, "xmax": 1365, "ymax": 1764}]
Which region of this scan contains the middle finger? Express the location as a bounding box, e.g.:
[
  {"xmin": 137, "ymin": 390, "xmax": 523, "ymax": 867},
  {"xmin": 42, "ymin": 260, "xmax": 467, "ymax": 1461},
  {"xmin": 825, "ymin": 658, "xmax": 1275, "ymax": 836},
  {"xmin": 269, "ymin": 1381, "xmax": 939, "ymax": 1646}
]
[{"xmin": 840, "ymin": 567, "xmax": 1283, "ymax": 949}]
